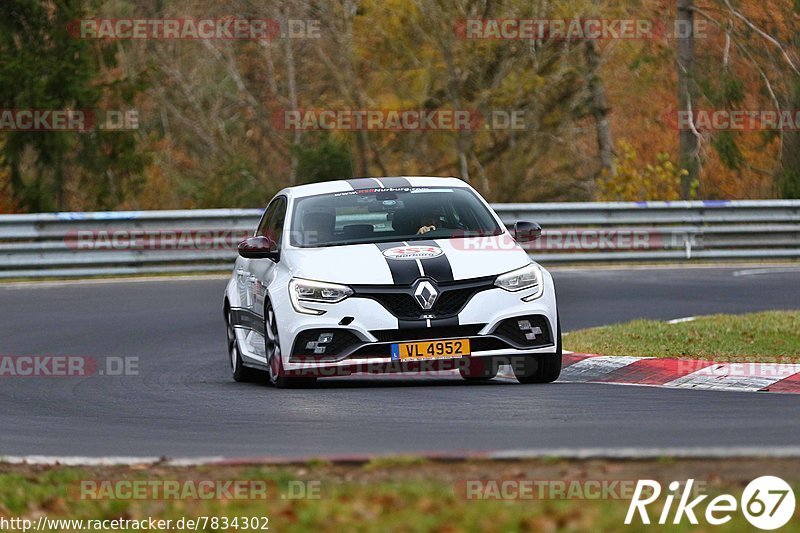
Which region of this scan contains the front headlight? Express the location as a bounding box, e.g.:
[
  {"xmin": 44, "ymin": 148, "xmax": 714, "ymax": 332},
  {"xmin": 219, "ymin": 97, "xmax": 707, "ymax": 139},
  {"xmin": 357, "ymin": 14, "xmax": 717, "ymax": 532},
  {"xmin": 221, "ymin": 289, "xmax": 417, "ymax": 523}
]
[
  {"xmin": 289, "ymin": 278, "xmax": 354, "ymax": 315},
  {"xmin": 494, "ymin": 263, "xmax": 544, "ymax": 300}
]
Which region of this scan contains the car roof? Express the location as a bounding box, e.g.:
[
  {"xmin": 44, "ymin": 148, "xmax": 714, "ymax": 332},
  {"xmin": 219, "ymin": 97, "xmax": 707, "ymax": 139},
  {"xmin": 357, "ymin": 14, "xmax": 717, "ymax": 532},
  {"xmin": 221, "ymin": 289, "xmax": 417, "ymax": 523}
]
[{"xmin": 280, "ymin": 176, "xmax": 469, "ymax": 199}]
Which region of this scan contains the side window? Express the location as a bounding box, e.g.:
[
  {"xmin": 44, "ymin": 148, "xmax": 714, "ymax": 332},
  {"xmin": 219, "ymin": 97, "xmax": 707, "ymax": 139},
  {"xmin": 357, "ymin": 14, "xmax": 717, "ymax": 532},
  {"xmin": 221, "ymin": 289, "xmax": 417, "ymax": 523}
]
[
  {"xmin": 256, "ymin": 202, "xmax": 277, "ymax": 238},
  {"xmin": 266, "ymin": 197, "xmax": 287, "ymax": 249}
]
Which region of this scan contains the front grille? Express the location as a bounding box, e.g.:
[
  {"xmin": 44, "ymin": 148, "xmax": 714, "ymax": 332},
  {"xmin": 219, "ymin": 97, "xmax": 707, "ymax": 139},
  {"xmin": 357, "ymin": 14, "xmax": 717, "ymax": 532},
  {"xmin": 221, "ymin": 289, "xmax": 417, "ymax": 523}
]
[
  {"xmin": 350, "ymin": 324, "xmax": 513, "ymax": 359},
  {"xmin": 348, "ymin": 335, "xmax": 515, "ymax": 359},
  {"xmin": 370, "ymin": 324, "xmax": 485, "ymax": 343},
  {"xmin": 433, "ymin": 287, "xmax": 482, "ymax": 315},
  {"xmin": 368, "ymin": 293, "xmax": 420, "ymax": 319},
  {"xmin": 491, "ymin": 315, "xmax": 552, "ymax": 348},
  {"xmin": 289, "ymin": 317, "xmax": 552, "ymax": 363},
  {"xmin": 352, "ymin": 276, "xmax": 494, "ymax": 320},
  {"xmin": 290, "ymin": 329, "xmax": 363, "ymax": 361},
  {"xmin": 471, "ymin": 337, "xmax": 512, "ymax": 351},
  {"xmin": 349, "ymin": 345, "xmax": 393, "ymax": 358}
]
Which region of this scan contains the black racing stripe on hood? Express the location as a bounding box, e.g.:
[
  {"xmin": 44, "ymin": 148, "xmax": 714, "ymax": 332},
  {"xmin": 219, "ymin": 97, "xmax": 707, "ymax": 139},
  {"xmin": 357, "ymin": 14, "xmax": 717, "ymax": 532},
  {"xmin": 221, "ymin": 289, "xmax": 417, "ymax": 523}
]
[
  {"xmin": 346, "ymin": 177, "xmax": 381, "ymax": 189},
  {"xmin": 376, "ymin": 177, "xmax": 411, "ymax": 188},
  {"xmin": 375, "ymin": 242, "xmax": 420, "ymax": 285},
  {"xmin": 414, "ymin": 239, "xmax": 454, "ymax": 282}
]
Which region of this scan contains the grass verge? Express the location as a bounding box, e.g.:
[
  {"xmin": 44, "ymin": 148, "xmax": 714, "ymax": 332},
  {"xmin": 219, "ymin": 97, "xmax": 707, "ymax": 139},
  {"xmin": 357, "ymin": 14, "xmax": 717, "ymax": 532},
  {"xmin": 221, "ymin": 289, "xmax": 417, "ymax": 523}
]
[
  {"xmin": 565, "ymin": 310, "xmax": 800, "ymax": 360},
  {"xmin": 1, "ymin": 458, "xmax": 800, "ymax": 532}
]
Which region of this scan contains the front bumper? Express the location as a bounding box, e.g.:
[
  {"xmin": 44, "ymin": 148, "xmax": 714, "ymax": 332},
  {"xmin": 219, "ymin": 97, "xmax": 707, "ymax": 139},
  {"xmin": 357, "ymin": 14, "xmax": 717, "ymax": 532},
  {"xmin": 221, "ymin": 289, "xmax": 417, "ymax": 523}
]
[{"xmin": 280, "ymin": 274, "xmax": 558, "ymax": 372}]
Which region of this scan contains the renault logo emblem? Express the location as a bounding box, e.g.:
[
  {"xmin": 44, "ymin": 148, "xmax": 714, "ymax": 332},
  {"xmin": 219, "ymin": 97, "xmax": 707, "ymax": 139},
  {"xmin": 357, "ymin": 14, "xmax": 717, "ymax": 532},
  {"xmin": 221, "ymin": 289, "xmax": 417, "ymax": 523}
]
[{"xmin": 414, "ymin": 280, "xmax": 439, "ymax": 310}]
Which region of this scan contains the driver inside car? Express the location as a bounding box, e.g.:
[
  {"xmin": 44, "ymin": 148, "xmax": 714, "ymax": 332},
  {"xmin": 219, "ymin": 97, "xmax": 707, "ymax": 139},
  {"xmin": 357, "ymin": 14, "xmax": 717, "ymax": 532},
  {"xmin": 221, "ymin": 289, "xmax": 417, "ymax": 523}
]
[{"xmin": 416, "ymin": 213, "xmax": 439, "ymax": 234}]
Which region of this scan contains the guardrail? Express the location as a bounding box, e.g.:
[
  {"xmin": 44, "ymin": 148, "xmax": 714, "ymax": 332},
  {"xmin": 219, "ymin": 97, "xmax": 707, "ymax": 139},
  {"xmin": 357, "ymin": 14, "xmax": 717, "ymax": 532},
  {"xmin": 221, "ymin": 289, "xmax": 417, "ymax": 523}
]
[{"xmin": 0, "ymin": 200, "xmax": 798, "ymax": 278}]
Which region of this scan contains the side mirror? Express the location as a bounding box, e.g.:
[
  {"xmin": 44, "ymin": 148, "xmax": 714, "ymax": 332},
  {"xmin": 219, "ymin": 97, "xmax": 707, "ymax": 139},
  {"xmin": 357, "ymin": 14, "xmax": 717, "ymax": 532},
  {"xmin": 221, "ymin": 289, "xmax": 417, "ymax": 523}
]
[
  {"xmin": 513, "ymin": 221, "xmax": 542, "ymax": 243},
  {"xmin": 238, "ymin": 236, "xmax": 280, "ymax": 260}
]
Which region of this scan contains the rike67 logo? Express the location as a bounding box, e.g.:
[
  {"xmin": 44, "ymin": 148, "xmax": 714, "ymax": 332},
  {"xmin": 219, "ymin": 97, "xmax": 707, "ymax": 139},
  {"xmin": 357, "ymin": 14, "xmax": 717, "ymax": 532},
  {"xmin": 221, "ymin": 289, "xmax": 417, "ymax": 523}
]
[{"xmin": 625, "ymin": 476, "xmax": 796, "ymax": 530}]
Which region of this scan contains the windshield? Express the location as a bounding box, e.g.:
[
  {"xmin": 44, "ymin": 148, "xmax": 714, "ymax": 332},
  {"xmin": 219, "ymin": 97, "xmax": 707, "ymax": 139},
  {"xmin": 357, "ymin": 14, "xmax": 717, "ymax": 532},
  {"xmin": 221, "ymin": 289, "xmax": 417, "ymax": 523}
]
[{"xmin": 290, "ymin": 187, "xmax": 503, "ymax": 248}]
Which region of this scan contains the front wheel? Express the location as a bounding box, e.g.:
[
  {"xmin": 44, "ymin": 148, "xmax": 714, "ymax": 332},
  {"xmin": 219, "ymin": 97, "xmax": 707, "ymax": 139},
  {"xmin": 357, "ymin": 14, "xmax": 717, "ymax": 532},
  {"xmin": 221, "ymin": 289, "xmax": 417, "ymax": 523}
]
[
  {"xmin": 513, "ymin": 316, "xmax": 562, "ymax": 384},
  {"xmin": 265, "ymin": 301, "xmax": 317, "ymax": 389}
]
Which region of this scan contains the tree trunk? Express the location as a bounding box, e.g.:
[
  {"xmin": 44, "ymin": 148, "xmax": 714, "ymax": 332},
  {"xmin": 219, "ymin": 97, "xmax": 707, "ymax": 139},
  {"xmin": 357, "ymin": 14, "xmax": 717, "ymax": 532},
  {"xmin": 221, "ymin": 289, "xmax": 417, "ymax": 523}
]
[
  {"xmin": 284, "ymin": 19, "xmax": 300, "ymax": 186},
  {"xmin": 777, "ymin": 76, "xmax": 800, "ymax": 198},
  {"xmin": 584, "ymin": 39, "xmax": 614, "ymax": 193},
  {"xmin": 677, "ymin": 0, "xmax": 700, "ymax": 199}
]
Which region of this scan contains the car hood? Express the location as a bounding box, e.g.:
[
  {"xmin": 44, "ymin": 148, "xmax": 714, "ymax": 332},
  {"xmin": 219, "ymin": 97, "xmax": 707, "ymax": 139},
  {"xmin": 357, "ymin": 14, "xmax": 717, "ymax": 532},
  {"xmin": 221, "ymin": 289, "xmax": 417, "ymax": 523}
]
[{"xmin": 284, "ymin": 235, "xmax": 532, "ymax": 285}]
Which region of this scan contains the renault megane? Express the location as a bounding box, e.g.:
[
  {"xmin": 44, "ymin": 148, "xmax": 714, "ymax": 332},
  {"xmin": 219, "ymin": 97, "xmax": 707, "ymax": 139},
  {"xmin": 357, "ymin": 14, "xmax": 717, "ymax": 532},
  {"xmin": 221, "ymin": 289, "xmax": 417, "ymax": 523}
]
[{"xmin": 223, "ymin": 176, "xmax": 561, "ymax": 387}]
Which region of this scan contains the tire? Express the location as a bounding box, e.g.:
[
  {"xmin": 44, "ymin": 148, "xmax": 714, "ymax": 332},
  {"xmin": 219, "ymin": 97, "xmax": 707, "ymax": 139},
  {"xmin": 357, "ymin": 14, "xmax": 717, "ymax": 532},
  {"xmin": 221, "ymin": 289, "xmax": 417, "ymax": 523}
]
[
  {"xmin": 226, "ymin": 308, "xmax": 261, "ymax": 382},
  {"xmin": 513, "ymin": 316, "xmax": 562, "ymax": 384},
  {"xmin": 265, "ymin": 300, "xmax": 317, "ymax": 389},
  {"xmin": 458, "ymin": 356, "xmax": 498, "ymax": 381}
]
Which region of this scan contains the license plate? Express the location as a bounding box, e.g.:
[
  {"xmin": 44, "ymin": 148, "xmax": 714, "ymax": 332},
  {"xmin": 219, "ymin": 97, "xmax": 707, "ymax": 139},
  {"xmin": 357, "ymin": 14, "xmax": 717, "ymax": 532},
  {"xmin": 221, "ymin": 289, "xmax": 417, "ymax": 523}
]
[{"xmin": 391, "ymin": 339, "xmax": 471, "ymax": 361}]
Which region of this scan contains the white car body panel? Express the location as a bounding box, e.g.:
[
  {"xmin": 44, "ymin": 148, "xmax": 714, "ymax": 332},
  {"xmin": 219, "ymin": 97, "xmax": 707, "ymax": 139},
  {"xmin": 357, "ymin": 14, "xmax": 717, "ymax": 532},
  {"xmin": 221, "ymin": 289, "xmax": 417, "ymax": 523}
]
[
  {"xmin": 285, "ymin": 244, "xmax": 396, "ymax": 285},
  {"xmin": 224, "ymin": 176, "xmax": 559, "ymax": 378}
]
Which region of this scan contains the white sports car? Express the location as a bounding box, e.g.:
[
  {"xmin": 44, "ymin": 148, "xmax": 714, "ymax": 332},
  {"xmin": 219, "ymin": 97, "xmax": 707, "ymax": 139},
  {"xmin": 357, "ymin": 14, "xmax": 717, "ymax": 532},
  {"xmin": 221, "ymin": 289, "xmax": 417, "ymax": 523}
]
[{"xmin": 223, "ymin": 177, "xmax": 561, "ymax": 388}]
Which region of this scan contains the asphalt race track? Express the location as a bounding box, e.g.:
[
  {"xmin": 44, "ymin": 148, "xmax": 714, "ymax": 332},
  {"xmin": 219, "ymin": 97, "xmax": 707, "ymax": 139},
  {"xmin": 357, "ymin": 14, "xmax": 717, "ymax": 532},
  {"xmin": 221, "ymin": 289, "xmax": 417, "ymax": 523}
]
[{"xmin": 1, "ymin": 266, "xmax": 799, "ymax": 459}]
